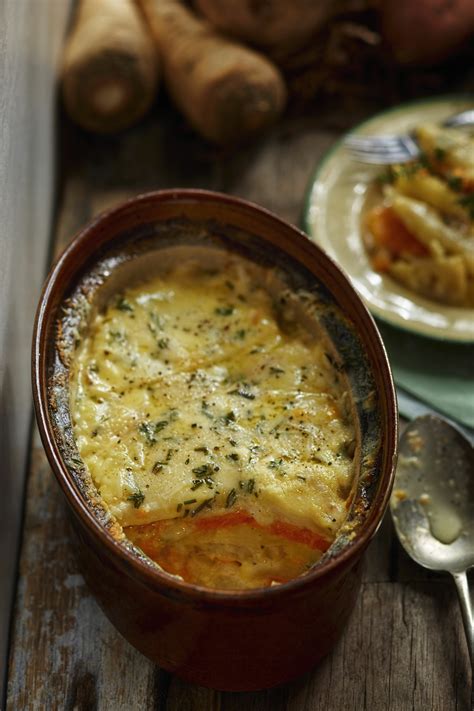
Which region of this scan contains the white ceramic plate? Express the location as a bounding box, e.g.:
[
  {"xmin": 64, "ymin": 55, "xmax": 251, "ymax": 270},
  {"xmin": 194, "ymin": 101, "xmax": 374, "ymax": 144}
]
[{"xmin": 303, "ymin": 96, "xmax": 474, "ymax": 342}]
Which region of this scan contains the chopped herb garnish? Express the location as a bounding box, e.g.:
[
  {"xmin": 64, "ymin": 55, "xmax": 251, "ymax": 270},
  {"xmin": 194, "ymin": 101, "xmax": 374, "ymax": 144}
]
[
  {"xmin": 269, "ymin": 366, "xmax": 285, "ymax": 375},
  {"xmin": 376, "ymin": 170, "xmax": 395, "ymax": 186},
  {"xmin": 191, "ymin": 497, "xmax": 214, "ymax": 517},
  {"xmin": 139, "ymin": 419, "xmax": 169, "ymax": 445},
  {"xmin": 190, "ymin": 479, "xmax": 204, "ymax": 491},
  {"xmin": 222, "ymin": 410, "xmax": 235, "ymax": 425},
  {"xmin": 194, "ymin": 446, "xmax": 209, "ymax": 453},
  {"xmin": 192, "ymin": 464, "xmax": 213, "ymax": 477},
  {"xmin": 177, "ymin": 503, "xmax": 183, "ymax": 512},
  {"xmin": 116, "ymin": 296, "xmax": 134, "ymax": 312},
  {"xmin": 447, "ymin": 175, "xmax": 463, "ymax": 192},
  {"xmin": 183, "ymin": 498, "xmax": 197, "ymax": 505},
  {"xmin": 434, "ymin": 146, "xmax": 446, "ymax": 162},
  {"xmin": 149, "ymin": 312, "xmax": 163, "ymax": 331},
  {"xmin": 268, "ymin": 458, "xmax": 283, "ymax": 469},
  {"xmin": 226, "ymin": 452, "xmax": 239, "ymax": 461},
  {"xmin": 70, "ymin": 457, "xmax": 83, "ymax": 468},
  {"xmin": 157, "ymin": 337, "xmax": 169, "ymax": 349},
  {"xmin": 229, "ymin": 388, "xmax": 255, "ymax": 400},
  {"xmin": 324, "ymin": 352, "xmax": 344, "ymax": 372},
  {"xmin": 458, "ymin": 193, "xmax": 474, "ymax": 219},
  {"xmin": 109, "ymin": 330, "xmax": 125, "ymax": 343},
  {"xmin": 226, "ymin": 488, "xmax": 237, "ymax": 508},
  {"xmin": 201, "ymin": 400, "xmax": 213, "ymax": 419},
  {"xmin": 297, "ymin": 475, "xmax": 307, "ymax": 482},
  {"xmin": 128, "ymin": 490, "xmax": 145, "ymax": 508},
  {"xmin": 246, "ymin": 478, "xmax": 255, "ymax": 493},
  {"xmin": 152, "ymin": 462, "xmax": 163, "ymax": 474},
  {"xmin": 215, "ymin": 306, "xmax": 234, "ymax": 316},
  {"xmin": 235, "ymin": 329, "xmax": 246, "ymax": 340}
]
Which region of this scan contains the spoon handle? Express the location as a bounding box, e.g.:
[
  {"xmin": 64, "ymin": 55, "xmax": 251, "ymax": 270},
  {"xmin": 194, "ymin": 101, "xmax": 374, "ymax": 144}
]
[{"xmin": 452, "ymin": 571, "xmax": 473, "ymax": 710}]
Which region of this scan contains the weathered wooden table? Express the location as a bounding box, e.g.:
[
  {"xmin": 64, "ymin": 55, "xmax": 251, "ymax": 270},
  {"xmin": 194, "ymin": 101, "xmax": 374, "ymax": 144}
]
[{"xmin": 6, "ymin": 99, "xmax": 472, "ymax": 710}]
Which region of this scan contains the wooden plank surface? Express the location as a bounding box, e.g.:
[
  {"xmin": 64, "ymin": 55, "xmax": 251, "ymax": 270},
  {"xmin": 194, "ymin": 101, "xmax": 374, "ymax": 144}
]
[
  {"xmin": 7, "ymin": 98, "xmax": 473, "ymax": 710},
  {"xmin": 0, "ymin": 1, "xmax": 72, "ymax": 696}
]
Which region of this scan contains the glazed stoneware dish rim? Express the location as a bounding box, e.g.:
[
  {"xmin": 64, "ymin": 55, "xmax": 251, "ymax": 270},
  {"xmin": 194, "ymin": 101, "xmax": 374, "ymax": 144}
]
[{"xmin": 32, "ymin": 188, "xmax": 398, "ymax": 605}]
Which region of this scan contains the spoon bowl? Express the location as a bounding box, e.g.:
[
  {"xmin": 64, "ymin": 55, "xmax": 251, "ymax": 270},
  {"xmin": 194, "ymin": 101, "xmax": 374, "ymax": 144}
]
[
  {"xmin": 391, "ymin": 414, "xmax": 474, "ymax": 709},
  {"xmin": 391, "ymin": 415, "xmax": 474, "ymax": 573}
]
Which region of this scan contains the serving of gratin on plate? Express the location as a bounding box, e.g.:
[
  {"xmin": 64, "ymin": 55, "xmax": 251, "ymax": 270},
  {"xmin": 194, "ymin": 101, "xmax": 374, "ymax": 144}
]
[{"xmin": 303, "ymin": 96, "xmax": 474, "ymax": 342}]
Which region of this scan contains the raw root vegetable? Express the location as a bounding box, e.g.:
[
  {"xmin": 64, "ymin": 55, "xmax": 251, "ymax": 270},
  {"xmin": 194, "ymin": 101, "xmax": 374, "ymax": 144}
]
[
  {"xmin": 138, "ymin": 0, "xmax": 287, "ymax": 144},
  {"xmin": 193, "ymin": 0, "xmax": 337, "ymax": 55},
  {"xmin": 62, "ymin": 0, "xmax": 160, "ymax": 133},
  {"xmin": 380, "ymin": 0, "xmax": 474, "ymax": 65}
]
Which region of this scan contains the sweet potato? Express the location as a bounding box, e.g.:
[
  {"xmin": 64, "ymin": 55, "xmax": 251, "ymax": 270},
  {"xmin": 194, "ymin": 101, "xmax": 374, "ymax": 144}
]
[
  {"xmin": 381, "ymin": 0, "xmax": 474, "ymax": 65},
  {"xmin": 366, "ymin": 205, "xmax": 430, "ymax": 261},
  {"xmin": 193, "ymin": 0, "xmax": 337, "ymax": 54}
]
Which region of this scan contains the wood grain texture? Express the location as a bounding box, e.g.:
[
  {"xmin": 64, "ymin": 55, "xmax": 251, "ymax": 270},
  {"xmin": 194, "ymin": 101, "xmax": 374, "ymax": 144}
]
[
  {"xmin": 0, "ymin": 1, "xmax": 73, "ymax": 696},
  {"xmin": 7, "ymin": 100, "xmax": 472, "ymax": 709}
]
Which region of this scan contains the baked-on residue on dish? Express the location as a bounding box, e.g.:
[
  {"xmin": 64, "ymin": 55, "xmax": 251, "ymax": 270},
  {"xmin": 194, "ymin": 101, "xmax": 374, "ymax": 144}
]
[{"xmin": 69, "ymin": 254, "xmax": 357, "ymax": 589}]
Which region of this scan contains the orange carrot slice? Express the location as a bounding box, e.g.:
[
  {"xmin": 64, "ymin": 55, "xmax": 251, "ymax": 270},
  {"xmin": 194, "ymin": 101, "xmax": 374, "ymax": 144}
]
[
  {"xmin": 195, "ymin": 511, "xmax": 330, "ymax": 552},
  {"xmin": 268, "ymin": 520, "xmax": 331, "ymax": 552},
  {"xmin": 367, "ymin": 205, "xmax": 429, "ymax": 258}
]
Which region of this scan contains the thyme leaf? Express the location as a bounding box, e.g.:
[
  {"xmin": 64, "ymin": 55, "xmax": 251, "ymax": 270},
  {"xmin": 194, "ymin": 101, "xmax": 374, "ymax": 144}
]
[
  {"xmin": 116, "ymin": 296, "xmax": 134, "ymax": 312},
  {"xmin": 225, "ymin": 488, "xmax": 237, "ymax": 508},
  {"xmin": 215, "ymin": 306, "xmax": 234, "ymax": 316},
  {"xmin": 229, "ymin": 388, "xmax": 255, "ymax": 400},
  {"xmin": 128, "ymin": 490, "xmax": 145, "ymax": 508},
  {"xmin": 192, "ymin": 464, "xmax": 213, "ymax": 477},
  {"xmin": 139, "ymin": 419, "xmax": 169, "ymax": 445}
]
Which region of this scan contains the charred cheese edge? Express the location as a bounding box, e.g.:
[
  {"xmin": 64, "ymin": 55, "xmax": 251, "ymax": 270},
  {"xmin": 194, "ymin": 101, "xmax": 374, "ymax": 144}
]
[{"xmin": 69, "ymin": 257, "xmax": 356, "ymax": 544}]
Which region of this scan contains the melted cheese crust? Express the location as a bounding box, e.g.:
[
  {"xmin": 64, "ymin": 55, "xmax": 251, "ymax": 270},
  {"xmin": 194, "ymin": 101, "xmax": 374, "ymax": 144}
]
[{"xmin": 70, "ymin": 257, "xmax": 356, "ymax": 546}]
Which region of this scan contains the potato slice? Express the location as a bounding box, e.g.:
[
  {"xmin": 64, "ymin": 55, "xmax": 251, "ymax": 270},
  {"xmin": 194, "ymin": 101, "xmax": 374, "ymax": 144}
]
[{"xmin": 389, "ymin": 254, "xmax": 469, "ymax": 306}]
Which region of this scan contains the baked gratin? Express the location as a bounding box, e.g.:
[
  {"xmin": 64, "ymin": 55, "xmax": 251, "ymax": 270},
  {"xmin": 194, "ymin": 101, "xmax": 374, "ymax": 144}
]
[
  {"xmin": 69, "ymin": 253, "xmax": 358, "ymax": 589},
  {"xmin": 365, "ymin": 122, "xmax": 474, "ymax": 307}
]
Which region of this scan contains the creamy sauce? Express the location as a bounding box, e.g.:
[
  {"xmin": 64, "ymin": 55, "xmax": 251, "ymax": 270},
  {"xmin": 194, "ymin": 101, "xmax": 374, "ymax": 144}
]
[
  {"xmin": 69, "ymin": 255, "xmax": 357, "ymax": 589},
  {"xmin": 428, "ymin": 507, "xmax": 463, "ymax": 545}
]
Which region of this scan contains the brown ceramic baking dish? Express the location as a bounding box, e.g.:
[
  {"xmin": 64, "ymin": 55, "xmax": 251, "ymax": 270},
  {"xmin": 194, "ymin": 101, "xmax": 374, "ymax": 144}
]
[{"xmin": 32, "ymin": 189, "xmax": 397, "ymax": 691}]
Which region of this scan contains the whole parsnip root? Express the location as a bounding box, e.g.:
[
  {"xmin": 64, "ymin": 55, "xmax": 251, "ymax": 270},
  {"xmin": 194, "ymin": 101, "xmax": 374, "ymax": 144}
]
[
  {"xmin": 62, "ymin": 0, "xmax": 160, "ymax": 133},
  {"xmin": 137, "ymin": 0, "xmax": 287, "ymax": 144}
]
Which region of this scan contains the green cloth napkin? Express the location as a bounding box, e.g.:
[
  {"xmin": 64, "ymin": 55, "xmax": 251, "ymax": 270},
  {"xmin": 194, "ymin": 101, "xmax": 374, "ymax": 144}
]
[{"xmin": 377, "ymin": 322, "xmax": 474, "ymax": 429}]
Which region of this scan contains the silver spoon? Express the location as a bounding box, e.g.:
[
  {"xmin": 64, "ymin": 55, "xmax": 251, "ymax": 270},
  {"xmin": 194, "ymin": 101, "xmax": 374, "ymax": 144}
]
[{"xmin": 390, "ymin": 415, "xmax": 474, "ymax": 709}]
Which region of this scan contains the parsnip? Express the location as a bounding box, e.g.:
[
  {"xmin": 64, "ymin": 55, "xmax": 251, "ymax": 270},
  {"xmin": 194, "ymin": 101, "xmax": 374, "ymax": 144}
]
[
  {"xmin": 138, "ymin": 0, "xmax": 287, "ymax": 144},
  {"xmin": 62, "ymin": 0, "xmax": 160, "ymax": 133}
]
